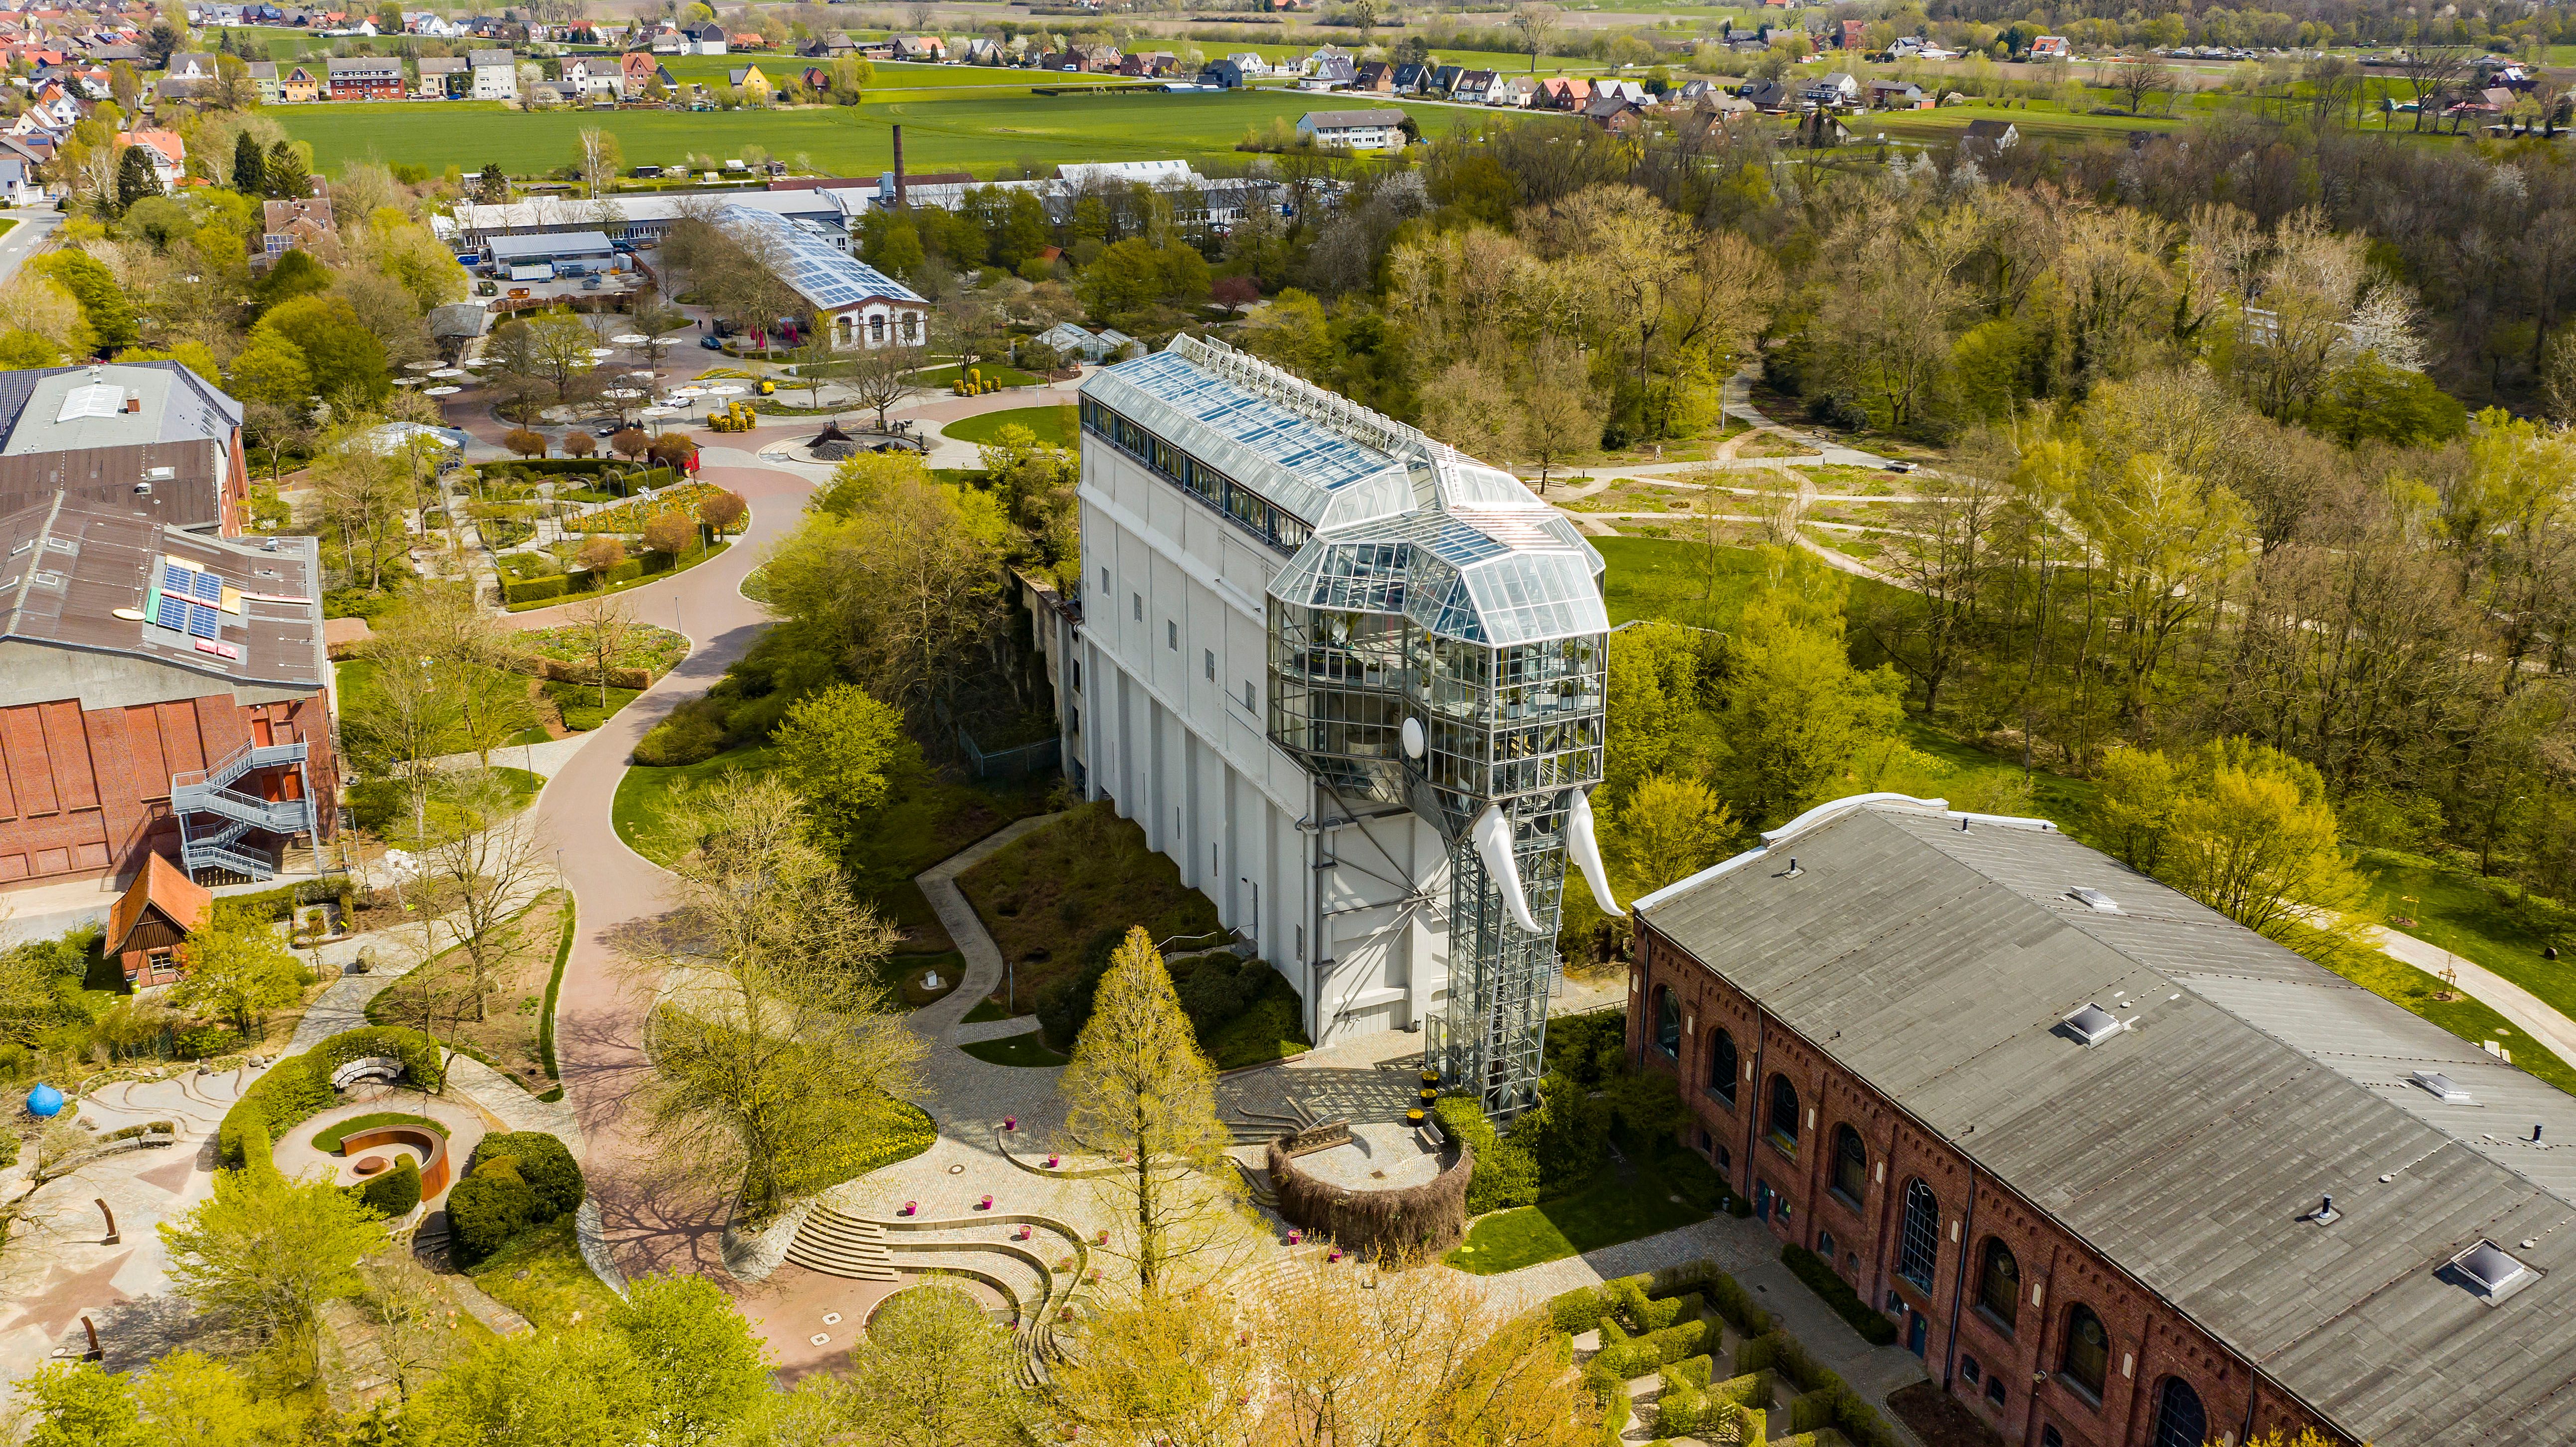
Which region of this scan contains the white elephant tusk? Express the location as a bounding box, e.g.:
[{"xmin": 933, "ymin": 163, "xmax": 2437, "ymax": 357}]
[
  {"xmin": 1567, "ymin": 788, "xmax": 1618, "ymax": 915},
  {"xmin": 1471, "ymin": 803, "xmax": 1545, "ymax": 935}
]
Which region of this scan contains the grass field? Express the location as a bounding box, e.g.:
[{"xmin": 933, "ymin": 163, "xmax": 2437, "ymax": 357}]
[
  {"xmin": 278, "ymin": 89, "xmax": 1452, "ymax": 175},
  {"xmin": 944, "ymin": 403, "xmax": 1078, "ymax": 449},
  {"xmin": 2361, "ymin": 850, "xmax": 2576, "ymax": 1031},
  {"xmin": 312, "ymin": 1112, "xmax": 449, "ymax": 1153},
  {"xmin": 1444, "ymin": 1157, "xmax": 1712, "ymax": 1274},
  {"xmin": 961, "ymin": 1030, "xmax": 1071, "ymax": 1067}
]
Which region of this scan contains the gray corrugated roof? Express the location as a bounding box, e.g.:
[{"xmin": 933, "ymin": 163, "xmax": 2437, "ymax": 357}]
[{"xmin": 1642, "ymin": 801, "xmax": 2576, "ymax": 1447}]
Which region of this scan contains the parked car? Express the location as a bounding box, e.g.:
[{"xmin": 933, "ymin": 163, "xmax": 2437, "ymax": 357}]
[
  {"xmin": 1883, "ymin": 460, "xmax": 1919, "ymax": 473},
  {"xmin": 699, "ymin": 334, "xmax": 724, "ymax": 349}
]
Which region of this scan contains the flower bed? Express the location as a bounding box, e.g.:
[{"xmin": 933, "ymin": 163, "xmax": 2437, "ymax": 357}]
[{"xmin": 561, "ymin": 482, "xmax": 718, "ymax": 534}]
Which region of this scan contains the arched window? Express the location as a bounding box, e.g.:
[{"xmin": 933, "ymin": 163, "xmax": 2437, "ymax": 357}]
[
  {"xmin": 1707, "ymin": 1028, "xmax": 1738, "ymax": 1105},
  {"xmin": 2151, "ymin": 1379, "xmax": 2206, "ymax": 1447},
  {"xmin": 1977, "ymin": 1239, "xmax": 2020, "ymax": 1332},
  {"xmin": 2060, "ymin": 1306, "xmax": 2109, "ymax": 1402},
  {"xmin": 1653, "ymin": 986, "xmax": 1681, "ymax": 1057},
  {"xmin": 1829, "ymin": 1125, "xmax": 1866, "ymax": 1206},
  {"xmin": 1766, "ymin": 1074, "xmax": 1800, "ymax": 1154},
  {"xmin": 1895, "ymin": 1180, "xmax": 1940, "ymax": 1290}
]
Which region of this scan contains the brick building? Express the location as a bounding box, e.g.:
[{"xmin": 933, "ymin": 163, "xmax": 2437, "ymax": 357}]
[
  {"xmin": 1627, "ymin": 795, "xmax": 2576, "ymax": 1447},
  {"xmin": 0, "ymin": 496, "xmax": 335, "ymax": 892},
  {"xmin": 0, "ymin": 362, "xmax": 250, "ymax": 535}
]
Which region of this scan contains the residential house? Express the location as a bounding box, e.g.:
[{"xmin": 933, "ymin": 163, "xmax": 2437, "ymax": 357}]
[
  {"xmin": 1448, "ymin": 68, "xmax": 1495, "ymax": 103},
  {"xmin": 649, "ymin": 26, "xmax": 682, "ymax": 53},
  {"xmin": 1960, "ymin": 117, "xmax": 2018, "ymax": 155},
  {"xmin": 726, "ymin": 63, "xmax": 770, "ymax": 100},
  {"xmin": 523, "ymin": 79, "xmax": 578, "ymax": 106},
  {"xmin": 957, "ymin": 36, "xmax": 1004, "ymax": 65},
  {"xmin": 798, "ymin": 64, "xmax": 830, "ymax": 92},
  {"xmin": 1390, "ymin": 61, "xmax": 1431, "ymax": 95},
  {"xmin": 1300, "ymin": 52, "xmax": 1355, "ymax": 89},
  {"xmin": 679, "ymin": 20, "xmax": 724, "ymax": 54},
  {"xmin": 1203, "ymin": 56, "xmax": 1257, "ymax": 89},
  {"xmin": 1801, "ymin": 70, "xmax": 1860, "ymax": 107},
  {"xmin": 468, "ymin": 47, "xmax": 514, "ymax": 99},
  {"xmin": 1351, "ymin": 59, "xmax": 1392, "ymax": 92},
  {"xmin": 799, "ymin": 32, "xmax": 857, "ymax": 58},
  {"xmin": 2027, "ymin": 33, "xmax": 2067, "ymax": 58},
  {"xmin": 244, "ymin": 60, "xmax": 276, "ymax": 103},
  {"xmin": 0, "ymin": 137, "xmax": 45, "ymax": 204},
  {"xmin": 1677, "ymin": 90, "xmax": 1755, "ymax": 144},
  {"xmin": 1037, "ymin": 49, "xmax": 1087, "ymax": 72},
  {"xmin": 276, "ymin": 61, "xmax": 321, "ymax": 102},
  {"xmin": 1535, "ymin": 76, "xmax": 1589, "ymax": 109},
  {"xmin": 260, "ymin": 193, "xmax": 336, "ymax": 258},
  {"xmin": 1224, "ymin": 51, "xmax": 1267, "ymax": 77},
  {"xmin": 1577, "ymin": 92, "xmax": 1641, "ymax": 130},
  {"xmin": 324, "ymin": 54, "xmax": 401, "ymax": 99},
  {"xmin": 117, "ymin": 127, "xmax": 182, "ymax": 185},
  {"xmin": 413, "ymin": 54, "xmax": 463, "ymax": 97},
  {"xmin": 620, "ymin": 51, "xmax": 666, "ymax": 94},
  {"xmin": 892, "ymin": 33, "xmax": 942, "ymax": 60},
  {"xmin": 105, "ymin": 855, "xmax": 206, "ymax": 989},
  {"xmin": 1295, "ymin": 107, "xmax": 1407, "ymax": 150},
  {"xmin": 1118, "ymin": 50, "xmax": 1178, "ymax": 77},
  {"xmin": 154, "ymin": 49, "xmax": 216, "ymax": 97},
  {"xmin": 1595, "ymin": 78, "xmax": 1648, "ymax": 104},
  {"xmin": 1839, "ymin": 18, "xmax": 1864, "ymax": 48},
  {"xmin": 1737, "ymin": 78, "xmax": 1787, "ymax": 111},
  {"xmin": 727, "ymin": 31, "xmax": 764, "ymax": 49},
  {"xmin": 1487, "ymin": 75, "xmax": 1538, "ymax": 107},
  {"xmin": 565, "ymin": 57, "xmax": 618, "ymax": 99},
  {"xmin": 1866, "ymin": 78, "xmax": 1923, "ymax": 108}
]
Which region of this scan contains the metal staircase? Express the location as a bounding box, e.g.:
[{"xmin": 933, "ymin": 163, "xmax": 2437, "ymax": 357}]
[{"xmin": 172, "ymin": 740, "xmax": 314, "ymax": 882}]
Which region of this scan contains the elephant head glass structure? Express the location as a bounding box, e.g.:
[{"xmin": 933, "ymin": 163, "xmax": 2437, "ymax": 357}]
[{"xmin": 1267, "ymin": 448, "xmax": 1616, "ymax": 1119}]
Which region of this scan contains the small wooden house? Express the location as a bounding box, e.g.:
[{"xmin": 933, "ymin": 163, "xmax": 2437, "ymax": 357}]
[{"xmin": 107, "ymin": 853, "xmax": 211, "ymax": 988}]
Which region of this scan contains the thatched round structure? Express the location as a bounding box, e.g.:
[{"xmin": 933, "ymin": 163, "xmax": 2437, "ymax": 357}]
[{"xmin": 1267, "ymin": 1126, "xmax": 1472, "ymax": 1260}]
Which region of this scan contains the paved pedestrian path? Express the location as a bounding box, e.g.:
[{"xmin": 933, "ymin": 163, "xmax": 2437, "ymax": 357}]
[{"xmin": 2374, "ymin": 926, "xmax": 2576, "ymax": 1071}]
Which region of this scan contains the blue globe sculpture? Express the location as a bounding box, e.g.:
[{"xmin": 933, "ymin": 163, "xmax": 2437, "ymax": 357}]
[{"xmin": 25, "ymin": 1083, "xmax": 64, "ymax": 1119}]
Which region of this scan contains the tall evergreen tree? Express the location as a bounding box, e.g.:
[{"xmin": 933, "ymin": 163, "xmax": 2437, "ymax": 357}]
[
  {"xmin": 231, "ymin": 129, "xmax": 263, "ymax": 195},
  {"xmin": 113, "ymin": 145, "xmax": 161, "ymax": 212},
  {"xmin": 264, "ymin": 139, "xmax": 307, "ymax": 200}
]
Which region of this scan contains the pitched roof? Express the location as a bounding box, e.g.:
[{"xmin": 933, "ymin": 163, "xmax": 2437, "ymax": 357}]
[
  {"xmin": 1299, "ymin": 107, "xmax": 1405, "ymax": 129},
  {"xmin": 106, "ymin": 851, "xmax": 208, "ymax": 955},
  {"xmin": 1641, "ymin": 799, "xmax": 2576, "ymax": 1447}
]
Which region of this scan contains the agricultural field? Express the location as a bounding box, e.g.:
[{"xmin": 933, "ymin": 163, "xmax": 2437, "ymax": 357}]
[{"xmin": 277, "ymin": 89, "xmax": 1455, "ymax": 177}]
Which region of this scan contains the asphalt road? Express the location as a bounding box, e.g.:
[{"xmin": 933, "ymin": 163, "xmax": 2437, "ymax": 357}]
[{"xmin": 0, "ymin": 207, "xmax": 61, "ymax": 291}]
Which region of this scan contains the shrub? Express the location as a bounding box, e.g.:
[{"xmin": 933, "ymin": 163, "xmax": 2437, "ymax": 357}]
[
  {"xmin": 1709, "ymin": 1372, "xmax": 1772, "ymax": 1412},
  {"xmin": 1435, "ymin": 1094, "xmax": 1539, "ymax": 1215},
  {"xmin": 699, "ymin": 489, "xmax": 747, "ymax": 534},
  {"xmin": 632, "ymin": 697, "xmax": 727, "ymax": 765},
  {"xmin": 1656, "ymin": 1386, "xmax": 1706, "ymax": 1438},
  {"xmin": 216, "ymin": 1027, "xmax": 445, "ymax": 1168},
  {"xmin": 1789, "ymin": 1387, "xmax": 1842, "ymax": 1437},
  {"xmin": 576, "ymin": 535, "xmax": 626, "ymax": 574},
  {"xmin": 1548, "ymin": 1283, "xmax": 1609, "ymax": 1335},
  {"xmin": 503, "ymin": 427, "xmax": 548, "ymax": 459},
  {"xmin": 1781, "ymin": 1244, "xmax": 1897, "ymax": 1345},
  {"xmin": 466, "ymin": 1131, "xmax": 583, "ymax": 1218},
  {"xmin": 1705, "ymin": 1268, "xmax": 1774, "ymax": 1338},
  {"xmin": 446, "ymin": 1165, "xmax": 540, "ymax": 1266},
  {"xmin": 562, "ymin": 431, "xmax": 596, "ymax": 458},
  {"xmin": 1032, "ymin": 925, "xmax": 1126, "ymax": 1047},
  {"xmin": 1510, "ymin": 1072, "xmax": 1608, "ymax": 1194},
  {"xmin": 504, "ymin": 575, "xmax": 571, "ymax": 606},
  {"xmin": 1595, "ymin": 1318, "xmax": 1709, "ymax": 1380},
  {"xmin": 360, "ymin": 1155, "xmax": 422, "ymax": 1216},
  {"xmin": 1734, "ymin": 1333, "xmax": 1781, "ymax": 1378},
  {"xmin": 642, "ymin": 510, "xmax": 696, "ymax": 555},
  {"xmin": 1666, "ymin": 1354, "xmax": 1713, "ymax": 1390}
]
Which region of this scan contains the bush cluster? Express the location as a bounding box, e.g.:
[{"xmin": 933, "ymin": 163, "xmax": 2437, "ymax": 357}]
[
  {"xmin": 216, "ymin": 1027, "xmax": 445, "ymax": 1169},
  {"xmin": 359, "ymin": 1156, "xmax": 422, "ymax": 1216},
  {"xmin": 1174, "ymin": 950, "xmax": 1277, "ymax": 1034},
  {"xmin": 445, "ymin": 1131, "xmax": 585, "ymax": 1267},
  {"xmin": 1433, "ymin": 1095, "xmax": 1536, "ymax": 1214}
]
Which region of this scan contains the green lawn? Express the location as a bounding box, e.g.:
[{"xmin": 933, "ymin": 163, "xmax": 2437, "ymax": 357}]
[
  {"xmin": 2360, "ymin": 850, "xmax": 2576, "ymax": 1033},
  {"xmin": 944, "ymin": 404, "xmax": 1077, "ymax": 450},
  {"xmin": 917, "ymin": 362, "xmax": 1040, "ymax": 389},
  {"xmin": 346, "ymin": 766, "xmax": 543, "ymax": 850},
  {"xmin": 311, "ymin": 1112, "xmax": 449, "ymax": 1153},
  {"xmin": 466, "ymin": 1216, "xmax": 624, "ymax": 1332},
  {"xmin": 612, "ymin": 741, "xmax": 782, "ymax": 865},
  {"xmin": 1203, "ymin": 971, "xmax": 1311, "ymax": 1070},
  {"xmin": 1444, "ymin": 1158, "xmax": 1713, "ymax": 1275},
  {"xmin": 278, "ymin": 91, "xmax": 1454, "ymax": 177},
  {"xmin": 961, "ymin": 1030, "xmax": 1070, "ymax": 1068}
]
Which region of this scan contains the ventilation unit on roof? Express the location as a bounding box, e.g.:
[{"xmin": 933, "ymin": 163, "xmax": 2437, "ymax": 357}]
[
  {"xmin": 2068, "ymin": 887, "xmax": 2121, "ymax": 914},
  {"xmin": 2062, "ymin": 1003, "xmax": 2124, "ymax": 1047},
  {"xmin": 2411, "ymin": 1070, "xmax": 2475, "ymax": 1104},
  {"xmin": 2448, "ymin": 1239, "xmax": 2536, "ymax": 1301}
]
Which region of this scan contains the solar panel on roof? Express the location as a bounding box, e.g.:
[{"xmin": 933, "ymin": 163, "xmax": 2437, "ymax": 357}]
[
  {"xmin": 155, "ymin": 593, "xmax": 188, "ymax": 631},
  {"xmin": 189, "ymin": 569, "xmax": 222, "ymax": 604},
  {"xmin": 186, "ymin": 603, "xmax": 218, "ymax": 640}
]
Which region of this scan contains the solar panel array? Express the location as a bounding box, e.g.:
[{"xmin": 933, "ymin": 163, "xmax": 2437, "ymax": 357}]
[
  {"xmin": 156, "ymin": 562, "xmax": 224, "ymax": 641},
  {"xmin": 714, "ymin": 205, "xmax": 923, "ymax": 311}
]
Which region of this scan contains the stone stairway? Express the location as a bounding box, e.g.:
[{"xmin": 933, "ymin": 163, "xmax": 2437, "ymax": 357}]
[{"xmin": 783, "ymin": 1205, "xmax": 898, "ymax": 1282}]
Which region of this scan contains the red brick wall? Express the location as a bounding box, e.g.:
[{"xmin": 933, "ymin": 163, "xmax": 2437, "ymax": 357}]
[
  {"xmin": 0, "ymin": 689, "xmax": 336, "ymax": 887},
  {"xmin": 1629, "ymin": 924, "xmax": 2340, "ymax": 1447}
]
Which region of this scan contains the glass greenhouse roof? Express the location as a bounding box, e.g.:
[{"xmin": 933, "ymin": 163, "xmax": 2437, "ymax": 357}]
[{"xmin": 713, "ymin": 205, "xmax": 923, "ymax": 311}]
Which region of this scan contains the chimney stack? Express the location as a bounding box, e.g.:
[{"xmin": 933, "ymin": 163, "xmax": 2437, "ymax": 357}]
[{"xmin": 891, "ymin": 124, "xmax": 906, "ymax": 209}]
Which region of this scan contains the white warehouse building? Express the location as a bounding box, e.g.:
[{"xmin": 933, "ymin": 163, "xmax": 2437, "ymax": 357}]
[{"xmin": 1070, "ymin": 337, "xmax": 1613, "ymax": 1101}]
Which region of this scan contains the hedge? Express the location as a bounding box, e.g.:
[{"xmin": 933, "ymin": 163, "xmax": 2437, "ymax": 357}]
[
  {"xmin": 505, "ymin": 575, "xmax": 570, "ymax": 605},
  {"xmin": 1434, "ymin": 1094, "xmax": 1537, "ymax": 1214},
  {"xmin": 1782, "ymin": 1243, "xmax": 1900, "ymax": 1345},
  {"xmin": 1665, "ymin": 1354, "xmax": 1713, "ymax": 1391},
  {"xmin": 360, "ymin": 1156, "xmax": 422, "ymax": 1216},
  {"xmin": 1594, "ymin": 1318, "xmax": 1709, "ymax": 1380},
  {"xmin": 211, "ymin": 879, "xmax": 357, "ymax": 925},
  {"xmin": 449, "ymin": 1131, "xmax": 586, "ymax": 1268},
  {"xmin": 537, "ymin": 895, "xmax": 574, "ymax": 1082},
  {"xmin": 1550, "ymin": 1270, "xmax": 1655, "ymax": 1335},
  {"xmin": 216, "ymin": 1027, "xmax": 446, "ymax": 1169}
]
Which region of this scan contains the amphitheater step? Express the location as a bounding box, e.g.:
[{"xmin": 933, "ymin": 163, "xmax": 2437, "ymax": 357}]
[{"xmin": 786, "ymin": 1207, "xmax": 900, "ymax": 1282}]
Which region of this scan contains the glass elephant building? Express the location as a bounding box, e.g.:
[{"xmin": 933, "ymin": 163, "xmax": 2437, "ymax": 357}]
[{"xmin": 1070, "ymin": 336, "xmax": 1616, "ymax": 1117}]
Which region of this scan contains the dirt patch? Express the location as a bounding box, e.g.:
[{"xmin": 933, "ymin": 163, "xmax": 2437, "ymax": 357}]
[
  {"xmin": 1887, "ymin": 1382, "xmax": 2008, "ymax": 1447},
  {"xmin": 366, "ymin": 890, "xmax": 568, "ymax": 1096},
  {"xmin": 955, "ymin": 804, "xmax": 1221, "ymax": 1001}
]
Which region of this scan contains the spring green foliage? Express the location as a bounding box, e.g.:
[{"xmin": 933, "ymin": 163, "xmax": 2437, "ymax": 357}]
[
  {"xmin": 2093, "ymin": 737, "xmax": 2372, "ymax": 949},
  {"xmin": 1714, "ymin": 551, "xmax": 1905, "ymax": 825},
  {"xmin": 358, "ymin": 1155, "xmax": 422, "ymax": 1217},
  {"xmin": 773, "ymin": 682, "xmax": 906, "ymax": 853},
  {"xmin": 1434, "ymin": 1094, "xmax": 1538, "ymax": 1213},
  {"xmin": 157, "ymin": 1168, "xmax": 383, "ymax": 1364},
  {"xmin": 610, "ymin": 1274, "xmax": 776, "ymax": 1447}
]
